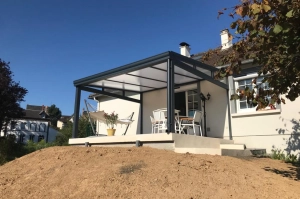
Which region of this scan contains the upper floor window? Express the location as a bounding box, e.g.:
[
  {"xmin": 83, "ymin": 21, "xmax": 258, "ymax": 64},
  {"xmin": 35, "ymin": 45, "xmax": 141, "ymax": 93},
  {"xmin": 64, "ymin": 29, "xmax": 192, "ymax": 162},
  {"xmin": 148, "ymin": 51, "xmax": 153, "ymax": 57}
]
[
  {"xmin": 10, "ymin": 121, "xmax": 17, "ymax": 130},
  {"xmin": 39, "ymin": 123, "xmax": 46, "ymax": 132},
  {"xmin": 30, "ymin": 123, "xmax": 37, "ymax": 131}
]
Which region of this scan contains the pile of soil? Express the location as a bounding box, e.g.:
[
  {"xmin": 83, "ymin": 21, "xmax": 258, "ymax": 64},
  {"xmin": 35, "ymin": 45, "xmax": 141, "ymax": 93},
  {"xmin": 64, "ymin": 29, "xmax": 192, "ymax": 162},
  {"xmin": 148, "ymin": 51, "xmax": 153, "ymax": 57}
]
[{"xmin": 0, "ymin": 146, "xmax": 300, "ymax": 199}]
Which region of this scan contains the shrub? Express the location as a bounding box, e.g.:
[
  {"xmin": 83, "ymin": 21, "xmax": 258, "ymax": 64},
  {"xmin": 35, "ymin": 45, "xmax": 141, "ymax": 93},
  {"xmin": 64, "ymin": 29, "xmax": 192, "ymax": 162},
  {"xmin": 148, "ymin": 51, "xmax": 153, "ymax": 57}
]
[
  {"xmin": 0, "ymin": 136, "xmax": 54, "ymax": 165},
  {"xmin": 270, "ymin": 148, "xmax": 300, "ymax": 164}
]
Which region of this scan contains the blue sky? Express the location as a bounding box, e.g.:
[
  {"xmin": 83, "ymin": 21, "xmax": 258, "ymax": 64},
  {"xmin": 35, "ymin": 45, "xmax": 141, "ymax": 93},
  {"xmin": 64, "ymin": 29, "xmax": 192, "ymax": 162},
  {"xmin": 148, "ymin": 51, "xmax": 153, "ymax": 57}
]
[{"xmin": 0, "ymin": 0, "xmax": 237, "ymax": 115}]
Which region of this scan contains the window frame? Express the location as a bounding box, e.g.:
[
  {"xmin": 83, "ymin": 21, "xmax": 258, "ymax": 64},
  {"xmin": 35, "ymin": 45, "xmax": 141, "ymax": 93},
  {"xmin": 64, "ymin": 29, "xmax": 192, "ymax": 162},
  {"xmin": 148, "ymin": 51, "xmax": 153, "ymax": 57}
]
[{"xmin": 233, "ymin": 74, "xmax": 274, "ymax": 113}]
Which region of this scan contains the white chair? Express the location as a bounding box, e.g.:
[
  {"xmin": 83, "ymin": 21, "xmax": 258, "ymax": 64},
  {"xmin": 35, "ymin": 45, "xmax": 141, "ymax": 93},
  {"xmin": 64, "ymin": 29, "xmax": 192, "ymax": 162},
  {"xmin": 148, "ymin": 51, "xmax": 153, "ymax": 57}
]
[
  {"xmin": 153, "ymin": 109, "xmax": 167, "ymax": 133},
  {"xmin": 150, "ymin": 116, "xmax": 158, "ymax": 133},
  {"xmin": 179, "ymin": 110, "xmax": 203, "ymax": 136}
]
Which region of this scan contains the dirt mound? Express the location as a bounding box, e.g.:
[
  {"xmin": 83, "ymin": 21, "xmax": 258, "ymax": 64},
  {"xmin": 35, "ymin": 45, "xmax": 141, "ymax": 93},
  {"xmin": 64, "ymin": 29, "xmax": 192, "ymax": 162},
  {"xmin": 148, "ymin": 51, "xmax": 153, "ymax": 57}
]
[{"xmin": 0, "ymin": 146, "xmax": 300, "ymax": 199}]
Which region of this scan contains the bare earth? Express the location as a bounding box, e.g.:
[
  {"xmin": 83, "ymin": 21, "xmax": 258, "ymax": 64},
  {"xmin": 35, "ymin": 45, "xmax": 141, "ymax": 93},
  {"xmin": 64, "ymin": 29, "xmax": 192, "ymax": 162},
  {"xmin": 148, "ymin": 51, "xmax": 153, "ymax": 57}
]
[{"xmin": 1, "ymin": 147, "xmax": 300, "ymax": 199}]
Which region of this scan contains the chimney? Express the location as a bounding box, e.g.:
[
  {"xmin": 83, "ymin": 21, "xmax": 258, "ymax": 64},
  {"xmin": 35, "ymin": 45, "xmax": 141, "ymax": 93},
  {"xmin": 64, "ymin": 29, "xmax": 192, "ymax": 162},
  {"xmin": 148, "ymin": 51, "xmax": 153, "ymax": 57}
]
[
  {"xmin": 179, "ymin": 42, "xmax": 191, "ymax": 57},
  {"xmin": 220, "ymin": 29, "xmax": 232, "ymax": 50}
]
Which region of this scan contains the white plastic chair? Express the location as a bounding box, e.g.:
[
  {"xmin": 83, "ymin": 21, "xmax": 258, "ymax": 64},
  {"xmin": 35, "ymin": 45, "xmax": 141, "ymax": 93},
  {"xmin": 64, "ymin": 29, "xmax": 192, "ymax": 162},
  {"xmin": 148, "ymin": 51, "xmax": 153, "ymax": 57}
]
[
  {"xmin": 150, "ymin": 116, "xmax": 158, "ymax": 133},
  {"xmin": 179, "ymin": 110, "xmax": 203, "ymax": 136},
  {"xmin": 153, "ymin": 109, "xmax": 167, "ymax": 133}
]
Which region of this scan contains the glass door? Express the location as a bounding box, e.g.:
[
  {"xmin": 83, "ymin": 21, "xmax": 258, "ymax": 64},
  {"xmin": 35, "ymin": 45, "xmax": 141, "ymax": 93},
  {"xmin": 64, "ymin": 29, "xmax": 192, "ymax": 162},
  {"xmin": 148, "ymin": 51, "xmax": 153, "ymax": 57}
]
[{"xmin": 187, "ymin": 89, "xmax": 199, "ymax": 117}]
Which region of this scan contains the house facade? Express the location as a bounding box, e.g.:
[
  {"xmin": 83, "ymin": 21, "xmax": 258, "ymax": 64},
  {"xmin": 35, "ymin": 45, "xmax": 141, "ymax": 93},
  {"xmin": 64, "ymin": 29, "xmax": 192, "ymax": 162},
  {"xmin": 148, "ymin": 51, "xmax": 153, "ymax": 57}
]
[
  {"xmin": 57, "ymin": 115, "xmax": 73, "ymax": 129},
  {"xmin": 88, "ymin": 30, "xmax": 300, "ymax": 155},
  {"xmin": 1, "ymin": 105, "xmax": 60, "ymax": 143}
]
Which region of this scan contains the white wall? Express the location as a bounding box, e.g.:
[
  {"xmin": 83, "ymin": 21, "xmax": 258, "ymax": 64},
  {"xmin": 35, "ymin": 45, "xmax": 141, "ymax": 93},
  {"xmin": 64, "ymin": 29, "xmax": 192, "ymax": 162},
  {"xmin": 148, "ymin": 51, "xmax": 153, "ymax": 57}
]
[
  {"xmin": 230, "ymin": 96, "xmax": 300, "ymax": 154},
  {"xmin": 94, "ymin": 79, "xmax": 300, "ymax": 155},
  {"xmin": 96, "ymin": 95, "xmax": 140, "ymax": 136},
  {"xmin": 200, "ymin": 81, "xmax": 230, "ymax": 138},
  {"xmin": 2, "ymin": 119, "xmax": 60, "ymax": 143}
]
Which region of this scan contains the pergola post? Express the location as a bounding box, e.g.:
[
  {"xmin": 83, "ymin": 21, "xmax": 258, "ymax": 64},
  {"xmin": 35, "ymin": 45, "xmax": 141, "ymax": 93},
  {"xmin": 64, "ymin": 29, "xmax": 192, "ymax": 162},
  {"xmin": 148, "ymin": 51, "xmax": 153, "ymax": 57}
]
[
  {"xmin": 197, "ymin": 82, "xmax": 203, "ymax": 134},
  {"xmin": 140, "ymin": 93, "xmax": 143, "ymax": 134},
  {"xmin": 226, "ymin": 88, "xmax": 233, "ymax": 140},
  {"xmin": 167, "ymin": 58, "xmax": 175, "ymax": 133},
  {"xmin": 72, "ymin": 87, "xmax": 81, "ymax": 138}
]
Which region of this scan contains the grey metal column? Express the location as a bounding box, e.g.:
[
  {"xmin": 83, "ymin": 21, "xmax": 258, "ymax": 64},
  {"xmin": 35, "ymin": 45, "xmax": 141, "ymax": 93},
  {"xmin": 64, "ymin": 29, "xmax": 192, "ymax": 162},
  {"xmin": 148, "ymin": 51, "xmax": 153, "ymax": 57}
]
[
  {"xmin": 167, "ymin": 58, "xmax": 175, "ymax": 133},
  {"xmin": 72, "ymin": 87, "xmax": 81, "ymax": 138},
  {"xmin": 197, "ymin": 82, "xmax": 202, "ymax": 111},
  {"xmin": 226, "ymin": 88, "xmax": 233, "ymax": 140},
  {"xmin": 140, "ymin": 93, "xmax": 143, "ymax": 134}
]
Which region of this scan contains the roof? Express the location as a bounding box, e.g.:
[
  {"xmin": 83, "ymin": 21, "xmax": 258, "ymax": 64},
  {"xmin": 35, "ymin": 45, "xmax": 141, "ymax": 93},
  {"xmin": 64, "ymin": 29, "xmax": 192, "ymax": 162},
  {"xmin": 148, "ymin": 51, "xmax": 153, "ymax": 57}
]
[
  {"xmin": 26, "ymin": 105, "xmax": 43, "ymax": 111},
  {"xmin": 58, "ymin": 115, "xmax": 73, "ymax": 123},
  {"xmin": 191, "ymin": 47, "xmax": 234, "ymax": 66},
  {"xmin": 74, "ymin": 51, "xmax": 227, "ymax": 94},
  {"xmin": 23, "ymin": 105, "xmax": 49, "ymax": 120}
]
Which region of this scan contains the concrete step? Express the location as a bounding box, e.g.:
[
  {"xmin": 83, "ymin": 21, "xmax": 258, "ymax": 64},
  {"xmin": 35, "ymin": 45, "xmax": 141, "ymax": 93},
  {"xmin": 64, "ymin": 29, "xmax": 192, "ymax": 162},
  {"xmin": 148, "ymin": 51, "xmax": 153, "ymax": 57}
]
[
  {"xmin": 221, "ymin": 148, "xmax": 267, "ymax": 157},
  {"xmin": 220, "ymin": 143, "xmax": 246, "ymax": 150}
]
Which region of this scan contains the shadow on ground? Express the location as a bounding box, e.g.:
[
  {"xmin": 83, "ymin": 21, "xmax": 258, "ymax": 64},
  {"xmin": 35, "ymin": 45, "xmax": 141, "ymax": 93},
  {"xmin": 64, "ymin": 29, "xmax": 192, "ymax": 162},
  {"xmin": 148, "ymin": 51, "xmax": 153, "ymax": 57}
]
[{"xmin": 264, "ymin": 163, "xmax": 300, "ymax": 181}]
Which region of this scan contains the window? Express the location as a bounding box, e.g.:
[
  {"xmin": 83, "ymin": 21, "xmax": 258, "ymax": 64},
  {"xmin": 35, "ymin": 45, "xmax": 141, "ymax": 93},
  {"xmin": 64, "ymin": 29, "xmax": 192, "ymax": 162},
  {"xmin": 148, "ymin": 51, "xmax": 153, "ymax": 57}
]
[
  {"xmin": 10, "ymin": 121, "xmax": 17, "ymax": 130},
  {"xmin": 187, "ymin": 89, "xmax": 199, "ymax": 117},
  {"xmin": 29, "ymin": 134, "xmax": 35, "ymax": 141},
  {"xmin": 38, "ymin": 135, "xmax": 44, "ymax": 142},
  {"xmin": 20, "ymin": 122, "xmax": 27, "ymax": 130},
  {"xmin": 39, "ymin": 123, "xmax": 46, "ymax": 132},
  {"xmin": 19, "ymin": 134, "xmax": 25, "ymax": 143},
  {"xmin": 235, "ymin": 75, "xmax": 271, "ymax": 112},
  {"xmin": 30, "ymin": 123, "xmax": 36, "ymax": 131}
]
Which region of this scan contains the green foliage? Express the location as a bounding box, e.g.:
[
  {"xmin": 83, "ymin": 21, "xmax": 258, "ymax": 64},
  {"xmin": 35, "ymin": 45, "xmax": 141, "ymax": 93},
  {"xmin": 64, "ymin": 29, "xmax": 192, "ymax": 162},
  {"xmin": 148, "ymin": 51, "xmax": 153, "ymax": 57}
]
[
  {"xmin": 104, "ymin": 111, "xmax": 118, "ymax": 129},
  {"xmin": 0, "ymin": 136, "xmax": 54, "ymax": 165},
  {"xmin": 54, "ymin": 115, "xmax": 94, "ymax": 145},
  {"xmin": 0, "ymin": 59, "xmax": 28, "ymax": 135},
  {"xmin": 54, "ymin": 121, "xmax": 73, "ymax": 146},
  {"xmin": 47, "ymin": 104, "xmax": 62, "ymax": 127},
  {"xmin": 270, "ymin": 148, "xmax": 300, "ymax": 163},
  {"xmin": 203, "ymin": 0, "xmax": 300, "ymax": 109},
  {"xmin": 24, "ymin": 140, "xmax": 53, "ymax": 153}
]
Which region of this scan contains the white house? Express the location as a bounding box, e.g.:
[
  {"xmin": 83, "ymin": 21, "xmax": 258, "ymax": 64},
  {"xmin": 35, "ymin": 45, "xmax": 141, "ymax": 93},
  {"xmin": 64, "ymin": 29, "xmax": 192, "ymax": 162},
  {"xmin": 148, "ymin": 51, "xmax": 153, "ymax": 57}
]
[
  {"xmin": 1, "ymin": 105, "xmax": 60, "ymax": 143},
  {"xmin": 57, "ymin": 115, "xmax": 73, "ymax": 129},
  {"xmin": 70, "ymin": 30, "xmax": 300, "ymax": 155}
]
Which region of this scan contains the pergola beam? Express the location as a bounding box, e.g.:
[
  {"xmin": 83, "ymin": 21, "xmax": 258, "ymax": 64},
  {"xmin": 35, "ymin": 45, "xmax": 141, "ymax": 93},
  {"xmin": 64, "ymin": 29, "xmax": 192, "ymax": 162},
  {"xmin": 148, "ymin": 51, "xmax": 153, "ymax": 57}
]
[
  {"xmin": 173, "ymin": 60, "xmax": 229, "ymax": 90},
  {"xmin": 79, "ymin": 86, "xmax": 141, "ymax": 104},
  {"xmin": 169, "ymin": 52, "xmax": 219, "ymax": 72},
  {"xmin": 74, "ymin": 53, "xmax": 170, "ymax": 86}
]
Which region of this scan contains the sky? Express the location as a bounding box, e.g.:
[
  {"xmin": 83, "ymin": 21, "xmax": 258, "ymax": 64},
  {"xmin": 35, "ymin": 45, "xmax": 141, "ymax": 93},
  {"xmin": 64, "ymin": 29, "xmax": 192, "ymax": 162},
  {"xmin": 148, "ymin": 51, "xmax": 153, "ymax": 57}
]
[{"xmin": 0, "ymin": 0, "xmax": 238, "ymax": 115}]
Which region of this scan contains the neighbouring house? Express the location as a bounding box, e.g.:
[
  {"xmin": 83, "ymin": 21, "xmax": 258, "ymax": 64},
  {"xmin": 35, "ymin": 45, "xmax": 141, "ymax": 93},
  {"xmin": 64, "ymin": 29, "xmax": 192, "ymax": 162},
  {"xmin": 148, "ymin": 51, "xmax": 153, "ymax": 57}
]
[
  {"xmin": 1, "ymin": 105, "xmax": 61, "ymax": 143},
  {"xmin": 70, "ymin": 30, "xmax": 300, "ymax": 155},
  {"xmin": 57, "ymin": 115, "xmax": 73, "ymax": 129}
]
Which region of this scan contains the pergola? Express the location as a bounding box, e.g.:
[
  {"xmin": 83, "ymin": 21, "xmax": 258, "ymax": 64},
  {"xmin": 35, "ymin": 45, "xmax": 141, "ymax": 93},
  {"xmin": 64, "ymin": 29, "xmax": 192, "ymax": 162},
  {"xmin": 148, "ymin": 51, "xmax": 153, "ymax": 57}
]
[{"xmin": 72, "ymin": 51, "xmax": 232, "ymax": 139}]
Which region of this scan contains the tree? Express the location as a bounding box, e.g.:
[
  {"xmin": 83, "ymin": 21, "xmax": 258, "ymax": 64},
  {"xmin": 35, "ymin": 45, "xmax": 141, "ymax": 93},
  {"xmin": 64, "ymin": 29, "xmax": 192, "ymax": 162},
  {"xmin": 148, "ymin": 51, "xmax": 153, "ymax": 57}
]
[
  {"xmin": 55, "ymin": 115, "xmax": 95, "ymax": 145},
  {"xmin": 202, "ymin": 0, "xmax": 300, "ymax": 110},
  {"xmin": 47, "ymin": 104, "xmax": 62, "ymax": 127},
  {"xmin": 0, "ymin": 59, "xmax": 28, "ymax": 135}
]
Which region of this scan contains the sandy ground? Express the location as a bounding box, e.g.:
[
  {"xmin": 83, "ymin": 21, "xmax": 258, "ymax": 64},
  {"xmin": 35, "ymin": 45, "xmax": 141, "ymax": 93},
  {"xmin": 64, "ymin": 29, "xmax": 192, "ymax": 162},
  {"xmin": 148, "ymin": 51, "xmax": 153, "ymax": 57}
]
[{"xmin": 0, "ymin": 146, "xmax": 300, "ymax": 199}]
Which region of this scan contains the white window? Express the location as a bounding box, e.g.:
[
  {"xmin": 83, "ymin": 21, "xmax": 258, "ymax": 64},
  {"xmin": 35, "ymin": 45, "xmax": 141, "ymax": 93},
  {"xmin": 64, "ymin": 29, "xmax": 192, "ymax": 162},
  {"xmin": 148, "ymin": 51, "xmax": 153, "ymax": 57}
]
[
  {"xmin": 234, "ymin": 75, "xmax": 272, "ymax": 113},
  {"xmin": 187, "ymin": 89, "xmax": 199, "ymax": 117}
]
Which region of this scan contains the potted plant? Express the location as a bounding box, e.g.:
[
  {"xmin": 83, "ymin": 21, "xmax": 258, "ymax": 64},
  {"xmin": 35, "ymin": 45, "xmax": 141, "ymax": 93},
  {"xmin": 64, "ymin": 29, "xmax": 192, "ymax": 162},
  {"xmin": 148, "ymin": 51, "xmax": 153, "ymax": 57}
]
[{"xmin": 104, "ymin": 111, "xmax": 118, "ymax": 136}]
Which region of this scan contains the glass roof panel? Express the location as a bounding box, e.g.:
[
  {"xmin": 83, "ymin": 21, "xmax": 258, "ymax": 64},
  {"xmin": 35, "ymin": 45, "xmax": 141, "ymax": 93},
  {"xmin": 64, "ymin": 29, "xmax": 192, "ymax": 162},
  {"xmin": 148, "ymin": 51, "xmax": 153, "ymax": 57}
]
[
  {"xmin": 128, "ymin": 67, "xmax": 167, "ymax": 81},
  {"xmin": 173, "ymin": 65, "xmax": 202, "ymax": 79},
  {"xmin": 89, "ymin": 80, "xmax": 153, "ymax": 92},
  {"xmin": 108, "ymin": 74, "xmax": 166, "ymax": 88},
  {"xmin": 174, "ymin": 74, "xmax": 198, "ymax": 84}
]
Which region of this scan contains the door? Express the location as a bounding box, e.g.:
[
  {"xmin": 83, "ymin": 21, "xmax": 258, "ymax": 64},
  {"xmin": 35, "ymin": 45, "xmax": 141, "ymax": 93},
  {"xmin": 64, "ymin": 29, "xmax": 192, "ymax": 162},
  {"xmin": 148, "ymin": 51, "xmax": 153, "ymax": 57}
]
[{"xmin": 175, "ymin": 91, "xmax": 186, "ymax": 116}]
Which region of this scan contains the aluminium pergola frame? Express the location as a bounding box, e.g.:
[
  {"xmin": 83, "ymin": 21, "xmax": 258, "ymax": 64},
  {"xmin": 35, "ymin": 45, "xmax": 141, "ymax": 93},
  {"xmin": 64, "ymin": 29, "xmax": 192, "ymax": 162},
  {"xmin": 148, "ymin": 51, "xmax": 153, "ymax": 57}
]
[{"xmin": 72, "ymin": 51, "xmax": 233, "ymax": 139}]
